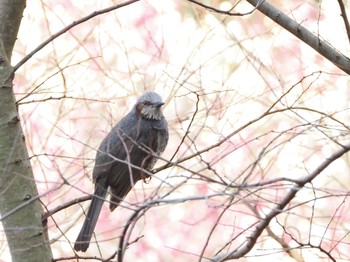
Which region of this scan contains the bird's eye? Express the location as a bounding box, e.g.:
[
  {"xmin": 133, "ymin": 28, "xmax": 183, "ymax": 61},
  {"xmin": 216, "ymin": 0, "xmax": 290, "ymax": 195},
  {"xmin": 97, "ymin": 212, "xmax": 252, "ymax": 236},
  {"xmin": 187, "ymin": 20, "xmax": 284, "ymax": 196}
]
[{"xmin": 143, "ymin": 101, "xmax": 151, "ymax": 106}]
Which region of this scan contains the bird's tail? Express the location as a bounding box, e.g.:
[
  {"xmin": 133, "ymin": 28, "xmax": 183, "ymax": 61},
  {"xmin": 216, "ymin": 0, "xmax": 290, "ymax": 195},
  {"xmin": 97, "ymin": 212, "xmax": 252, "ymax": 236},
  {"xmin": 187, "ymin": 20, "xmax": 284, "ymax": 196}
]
[{"xmin": 74, "ymin": 185, "xmax": 107, "ymax": 252}]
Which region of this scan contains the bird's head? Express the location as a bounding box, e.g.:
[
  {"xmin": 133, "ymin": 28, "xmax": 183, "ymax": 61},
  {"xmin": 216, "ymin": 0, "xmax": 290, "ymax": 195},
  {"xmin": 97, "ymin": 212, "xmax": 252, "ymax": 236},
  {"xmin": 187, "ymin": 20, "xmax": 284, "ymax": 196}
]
[{"xmin": 135, "ymin": 92, "xmax": 165, "ymax": 120}]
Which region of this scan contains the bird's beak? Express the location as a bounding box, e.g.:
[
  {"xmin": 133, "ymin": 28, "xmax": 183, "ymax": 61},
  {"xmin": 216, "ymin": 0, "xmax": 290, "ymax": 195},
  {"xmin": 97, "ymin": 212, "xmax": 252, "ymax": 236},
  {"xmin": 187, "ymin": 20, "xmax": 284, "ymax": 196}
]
[{"xmin": 155, "ymin": 102, "xmax": 165, "ymax": 108}]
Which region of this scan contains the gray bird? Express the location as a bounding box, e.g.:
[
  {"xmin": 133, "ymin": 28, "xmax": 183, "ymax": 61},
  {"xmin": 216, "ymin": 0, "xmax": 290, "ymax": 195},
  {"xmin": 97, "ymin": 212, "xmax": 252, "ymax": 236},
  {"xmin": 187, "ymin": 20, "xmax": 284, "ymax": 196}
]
[{"xmin": 74, "ymin": 91, "xmax": 168, "ymax": 252}]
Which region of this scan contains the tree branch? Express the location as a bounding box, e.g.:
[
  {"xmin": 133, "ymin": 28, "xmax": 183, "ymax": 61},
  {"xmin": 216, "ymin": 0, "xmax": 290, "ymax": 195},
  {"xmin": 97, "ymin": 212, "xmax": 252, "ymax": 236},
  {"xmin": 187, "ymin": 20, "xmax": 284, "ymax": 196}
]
[
  {"xmin": 188, "ymin": 0, "xmax": 350, "ymax": 74},
  {"xmin": 13, "ymin": 0, "xmax": 141, "ymax": 72},
  {"xmin": 337, "ymin": 0, "xmax": 350, "ymax": 46},
  {"xmin": 210, "ymin": 143, "xmax": 350, "ymax": 261},
  {"xmin": 245, "ymin": 0, "xmax": 350, "ymax": 74},
  {"xmin": 0, "ymin": 0, "xmax": 26, "ymax": 61},
  {"xmin": 187, "ymin": 0, "xmax": 264, "ymax": 16}
]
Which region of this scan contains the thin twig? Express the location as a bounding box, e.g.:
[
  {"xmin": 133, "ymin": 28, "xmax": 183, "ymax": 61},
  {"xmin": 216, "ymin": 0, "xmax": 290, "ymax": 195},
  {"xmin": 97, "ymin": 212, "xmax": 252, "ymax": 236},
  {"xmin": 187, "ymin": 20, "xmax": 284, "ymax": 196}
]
[
  {"xmin": 13, "ymin": 0, "xmax": 140, "ymax": 72},
  {"xmin": 187, "ymin": 0, "xmax": 264, "ymax": 16},
  {"xmin": 337, "ymin": 0, "xmax": 350, "ymax": 46},
  {"xmin": 210, "ymin": 143, "xmax": 350, "ymax": 261},
  {"xmin": 169, "ymin": 91, "xmax": 200, "ymax": 163},
  {"xmin": 42, "ymin": 195, "xmax": 91, "ymax": 222}
]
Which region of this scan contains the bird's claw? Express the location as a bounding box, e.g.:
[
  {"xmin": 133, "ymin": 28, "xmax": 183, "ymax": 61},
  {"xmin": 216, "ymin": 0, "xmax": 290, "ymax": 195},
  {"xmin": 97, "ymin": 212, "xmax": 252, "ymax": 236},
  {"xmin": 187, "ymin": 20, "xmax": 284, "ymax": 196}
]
[{"xmin": 142, "ymin": 173, "xmax": 152, "ymax": 183}]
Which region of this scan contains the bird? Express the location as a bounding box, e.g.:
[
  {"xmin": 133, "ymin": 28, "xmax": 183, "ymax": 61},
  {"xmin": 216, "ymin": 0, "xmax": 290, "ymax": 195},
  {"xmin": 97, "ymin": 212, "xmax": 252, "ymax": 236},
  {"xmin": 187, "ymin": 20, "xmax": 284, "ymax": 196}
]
[{"xmin": 74, "ymin": 91, "xmax": 168, "ymax": 252}]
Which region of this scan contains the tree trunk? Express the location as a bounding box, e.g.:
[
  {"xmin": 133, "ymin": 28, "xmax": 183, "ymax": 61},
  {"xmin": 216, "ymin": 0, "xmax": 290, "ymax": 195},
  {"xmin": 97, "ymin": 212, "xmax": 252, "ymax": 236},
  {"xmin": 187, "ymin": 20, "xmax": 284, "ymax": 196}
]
[{"xmin": 0, "ymin": 1, "xmax": 53, "ymax": 261}]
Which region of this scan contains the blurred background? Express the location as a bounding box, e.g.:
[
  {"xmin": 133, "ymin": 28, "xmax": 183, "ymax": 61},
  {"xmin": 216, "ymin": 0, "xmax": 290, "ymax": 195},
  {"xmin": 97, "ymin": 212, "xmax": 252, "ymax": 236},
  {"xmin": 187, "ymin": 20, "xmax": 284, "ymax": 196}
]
[{"xmin": 1, "ymin": 0, "xmax": 350, "ymax": 261}]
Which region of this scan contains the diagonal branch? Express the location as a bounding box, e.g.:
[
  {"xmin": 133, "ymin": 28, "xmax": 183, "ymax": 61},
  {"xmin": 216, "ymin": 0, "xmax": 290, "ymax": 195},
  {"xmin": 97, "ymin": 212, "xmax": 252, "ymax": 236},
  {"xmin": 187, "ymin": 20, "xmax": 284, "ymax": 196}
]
[
  {"xmin": 187, "ymin": 0, "xmax": 264, "ymax": 16},
  {"xmin": 13, "ymin": 0, "xmax": 140, "ymax": 71},
  {"xmin": 188, "ymin": 0, "xmax": 350, "ymax": 74},
  {"xmin": 245, "ymin": 0, "xmax": 350, "ymax": 74},
  {"xmin": 210, "ymin": 143, "xmax": 350, "ymax": 261},
  {"xmin": 337, "ymin": 0, "xmax": 350, "ymax": 46}
]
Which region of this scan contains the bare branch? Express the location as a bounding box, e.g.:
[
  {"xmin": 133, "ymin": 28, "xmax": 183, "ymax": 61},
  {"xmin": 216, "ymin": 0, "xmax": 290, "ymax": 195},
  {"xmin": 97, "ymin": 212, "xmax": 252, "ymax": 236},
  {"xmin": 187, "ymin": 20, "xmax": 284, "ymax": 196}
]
[
  {"xmin": 337, "ymin": 0, "xmax": 350, "ymax": 46},
  {"xmin": 13, "ymin": 0, "xmax": 141, "ymax": 72},
  {"xmin": 245, "ymin": 0, "xmax": 350, "ymax": 74},
  {"xmin": 190, "ymin": 0, "xmax": 350, "ymax": 74},
  {"xmin": 42, "ymin": 195, "xmax": 91, "ymax": 222},
  {"xmin": 210, "ymin": 144, "xmax": 350, "ymax": 261},
  {"xmin": 187, "ymin": 0, "xmax": 264, "ymax": 16}
]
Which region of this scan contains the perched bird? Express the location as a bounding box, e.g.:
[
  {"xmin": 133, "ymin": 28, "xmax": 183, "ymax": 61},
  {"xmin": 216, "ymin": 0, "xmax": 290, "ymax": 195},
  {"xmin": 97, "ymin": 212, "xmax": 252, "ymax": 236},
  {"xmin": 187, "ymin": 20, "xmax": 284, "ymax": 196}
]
[{"xmin": 74, "ymin": 91, "xmax": 168, "ymax": 252}]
